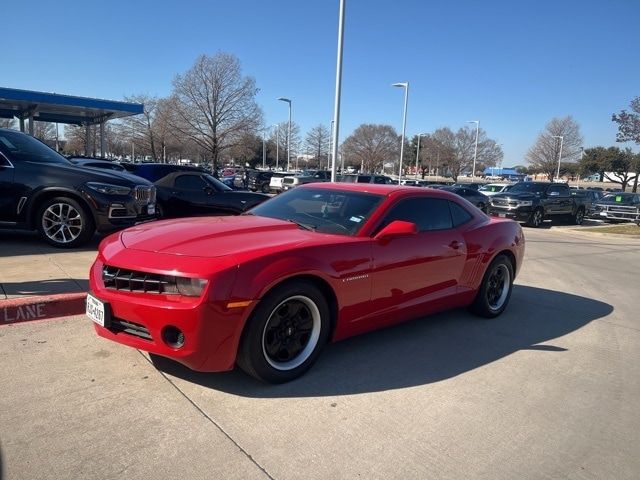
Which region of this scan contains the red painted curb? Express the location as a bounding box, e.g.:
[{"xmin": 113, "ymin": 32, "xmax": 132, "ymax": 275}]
[{"xmin": 0, "ymin": 292, "xmax": 87, "ymax": 325}]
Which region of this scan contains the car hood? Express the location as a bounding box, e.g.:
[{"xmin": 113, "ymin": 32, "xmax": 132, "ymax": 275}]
[
  {"xmin": 493, "ymin": 192, "xmax": 538, "ymax": 201},
  {"xmin": 119, "ymin": 215, "xmax": 316, "ymax": 258},
  {"xmin": 31, "ymin": 161, "xmax": 152, "ymax": 186}
]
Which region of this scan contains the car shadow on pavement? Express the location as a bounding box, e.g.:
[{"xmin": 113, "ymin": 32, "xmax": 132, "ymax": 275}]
[
  {"xmin": 1, "ymin": 278, "xmax": 88, "ymax": 297},
  {"xmin": 150, "ymin": 285, "xmax": 613, "ymax": 397},
  {"xmin": 0, "ymin": 230, "xmax": 101, "ymax": 257}
]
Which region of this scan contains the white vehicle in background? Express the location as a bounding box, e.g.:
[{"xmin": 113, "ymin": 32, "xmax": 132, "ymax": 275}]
[
  {"xmin": 268, "ymin": 172, "xmax": 294, "ymax": 193},
  {"xmin": 479, "ymin": 183, "xmax": 513, "ymax": 196}
]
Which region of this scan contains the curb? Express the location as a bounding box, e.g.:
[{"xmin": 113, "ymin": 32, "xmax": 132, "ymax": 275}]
[{"xmin": 1, "ymin": 292, "xmax": 87, "ymax": 326}]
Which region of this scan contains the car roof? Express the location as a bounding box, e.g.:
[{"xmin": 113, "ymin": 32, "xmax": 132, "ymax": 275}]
[
  {"xmin": 298, "ymin": 181, "xmax": 462, "ymax": 199},
  {"xmin": 155, "ymin": 170, "xmax": 209, "ymax": 186}
]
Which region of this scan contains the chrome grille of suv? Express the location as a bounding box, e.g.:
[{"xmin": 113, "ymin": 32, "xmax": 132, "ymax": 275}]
[
  {"xmin": 133, "ymin": 185, "xmax": 156, "ymax": 204},
  {"xmin": 492, "ymin": 198, "xmax": 508, "ymax": 206},
  {"xmin": 102, "ymin": 265, "xmax": 178, "ymax": 294}
]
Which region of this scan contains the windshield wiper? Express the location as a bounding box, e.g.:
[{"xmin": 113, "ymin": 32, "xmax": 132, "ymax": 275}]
[{"xmin": 284, "ymin": 218, "xmax": 316, "ymax": 231}]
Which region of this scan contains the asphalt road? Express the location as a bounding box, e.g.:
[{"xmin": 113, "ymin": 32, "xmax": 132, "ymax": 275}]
[{"xmin": 1, "ymin": 228, "xmax": 639, "ymax": 480}]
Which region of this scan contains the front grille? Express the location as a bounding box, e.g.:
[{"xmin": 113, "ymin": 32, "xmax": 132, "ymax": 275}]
[
  {"xmin": 492, "ymin": 198, "xmax": 508, "ymax": 206},
  {"xmin": 109, "ymin": 318, "xmax": 152, "ymax": 340},
  {"xmin": 103, "ymin": 265, "xmax": 178, "ymax": 295},
  {"xmin": 283, "ymin": 178, "xmax": 295, "ymax": 185},
  {"xmin": 133, "ymin": 185, "xmax": 156, "ymax": 205}
]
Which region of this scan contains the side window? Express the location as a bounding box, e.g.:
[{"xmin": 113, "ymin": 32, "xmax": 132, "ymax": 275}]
[
  {"xmin": 175, "ymin": 175, "xmax": 207, "ymax": 190},
  {"xmin": 548, "ymin": 185, "xmax": 567, "ymax": 196},
  {"xmin": 378, "ymin": 197, "xmax": 453, "ymax": 233},
  {"xmin": 0, "ymin": 151, "xmax": 12, "ymax": 167},
  {"xmin": 373, "ymin": 176, "xmax": 387, "ymax": 184},
  {"xmin": 357, "ymin": 175, "xmax": 371, "ymax": 183},
  {"xmin": 449, "ymin": 201, "xmax": 473, "ymax": 227}
]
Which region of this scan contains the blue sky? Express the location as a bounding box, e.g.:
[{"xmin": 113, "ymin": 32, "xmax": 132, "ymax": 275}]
[{"xmin": 3, "ymin": 0, "xmax": 639, "ymax": 165}]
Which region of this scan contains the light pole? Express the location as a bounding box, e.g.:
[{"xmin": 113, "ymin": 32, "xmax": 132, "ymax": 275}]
[
  {"xmin": 278, "ymin": 97, "xmax": 292, "ymax": 171},
  {"xmin": 393, "ymin": 82, "xmax": 409, "ymax": 185},
  {"xmin": 331, "ymin": 0, "xmax": 346, "ymax": 182},
  {"xmin": 467, "ymin": 120, "xmax": 479, "ymax": 178},
  {"xmin": 552, "ymin": 135, "xmax": 564, "ymax": 181},
  {"xmin": 415, "ymin": 132, "xmax": 428, "ymax": 180},
  {"xmin": 262, "ymin": 130, "xmax": 267, "ymax": 169},
  {"xmin": 329, "ymin": 120, "xmax": 335, "ymax": 171}
]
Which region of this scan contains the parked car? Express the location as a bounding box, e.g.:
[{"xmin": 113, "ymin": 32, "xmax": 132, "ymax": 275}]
[
  {"xmin": 339, "ymin": 174, "xmax": 395, "ymax": 184},
  {"xmin": 248, "ymin": 170, "xmax": 275, "ymax": 193},
  {"xmin": 570, "ymin": 189, "xmax": 604, "ymax": 216},
  {"xmin": 591, "ymin": 192, "xmax": 640, "ymax": 223},
  {"xmin": 153, "ymin": 172, "xmax": 269, "ymax": 218},
  {"xmin": 478, "ymin": 183, "xmax": 513, "ymax": 196},
  {"xmin": 487, "ymin": 182, "xmax": 586, "ymax": 227},
  {"xmin": 282, "ymin": 170, "xmax": 332, "ymax": 191},
  {"xmin": 120, "ymin": 162, "xmax": 206, "ymax": 182},
  {"xmin": 438, "ymin": 186, "xmax": 489, "ymax": 212},
  {"xmin": 452, "ymin": 182, "xmax": 486, "ymax": 191},
  {"xmin": 87, "ymin": 183, "xmax": 525, "ymax": 383},
  {"xmin": 0, "ymin": 128, "xmax": 156, "ymax": 247},
  {"xmin": 269, "ymin": 172, "xmax": 295, "ymax": 193},
  {"xmin": 68, "ymin": 157, "xmax": 127, "ymax": 172}
]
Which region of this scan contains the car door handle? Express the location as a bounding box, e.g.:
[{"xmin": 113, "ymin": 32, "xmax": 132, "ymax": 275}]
[{"xmin": 449, "ymin": 241, "xmax": 463, "ymax": 250}]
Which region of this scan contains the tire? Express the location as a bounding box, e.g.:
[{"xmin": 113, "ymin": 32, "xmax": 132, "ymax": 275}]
[
  {"xmin": 261, "ymin": 183, "xmax": 270, "ymax": 194},
  {"xmin": 156, "ymin": 203, "xmax": 165, "ymax": 219},
  {"xmin": 526, "ymin": 208, "xmax": 544, "ymax": 228},
  {"xmin": 573, "ymin": 207, "xmax": 585, "ymax": 225},
  {"xmin": 36, "ymin": 197, "xmax": 94, "ymax": 248},
  {"xmin": 469, "ymin": 254, "xmax": 514, "ymax": 318},
  {"xmin": 237, "ymin": 280, "xmax": 331, "ymax": 383}
]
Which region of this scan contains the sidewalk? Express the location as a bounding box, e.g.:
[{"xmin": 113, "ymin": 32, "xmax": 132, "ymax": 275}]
[{"xmin": 0, "ymin": 231, "xmax": 98, "ymax": 324}]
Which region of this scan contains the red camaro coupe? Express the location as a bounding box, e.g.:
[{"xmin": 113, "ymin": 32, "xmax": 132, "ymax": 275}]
[{"xmin": 88, "ymin": 183, "xmax": 525, "ymax": 383}]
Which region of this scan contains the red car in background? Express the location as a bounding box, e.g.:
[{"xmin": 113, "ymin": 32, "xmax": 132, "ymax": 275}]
[{"xmin": 87, "ymin": 183, "xmax": 525, "ymax": 383}]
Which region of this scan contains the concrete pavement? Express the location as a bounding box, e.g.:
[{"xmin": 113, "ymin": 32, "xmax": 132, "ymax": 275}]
[{"xmin": 1, "ymin": 227, "xmax": 639, "ymax": 479}]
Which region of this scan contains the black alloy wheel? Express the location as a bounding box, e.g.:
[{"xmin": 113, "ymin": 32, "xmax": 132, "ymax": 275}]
[
  {"xmin": 527, "ymin": 208, "xmax": 544, "ymax": 228},
  {"xmin": 469, "ymin": 254, "xmax": 514, "ymax": 318},
  {"xmin": 237, "ymin": 280, "xmax": 330, "ymax": 383}
]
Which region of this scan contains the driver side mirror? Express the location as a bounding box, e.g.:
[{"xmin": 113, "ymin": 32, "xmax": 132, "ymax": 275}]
[
  {"xmin": 374, "ymin": 220, "xmax": 418, "ymax": 242},
  {"xmin": 203, "ymin": 186, "xmax": 214, "ymax": 195}
]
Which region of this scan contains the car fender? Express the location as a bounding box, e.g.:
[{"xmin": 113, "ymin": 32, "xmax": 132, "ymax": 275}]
[{"xmin": 25, "ymin": 186, "xmax": 97, "ymax": 228}]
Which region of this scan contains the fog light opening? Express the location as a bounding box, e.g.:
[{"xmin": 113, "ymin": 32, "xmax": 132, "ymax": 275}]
[{"xmin": 162, "ymin": 326, "xmax": 185, "ymax": 349}]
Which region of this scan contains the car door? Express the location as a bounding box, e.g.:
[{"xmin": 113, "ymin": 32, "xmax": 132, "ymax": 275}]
[
  {"xmin": 0, "ymin": 151, "xmax": 16, "ymax": 223},
  {"xmin": 368, "ymin": 196, "xmax": 467, "ymax": 325},
  {"xmin": 549, "ymin": 184, "xmax": 572, "ymax": 214},
  {"xmin": 171, "ymin": 174, "xmax": 216, "ymax": 215}
]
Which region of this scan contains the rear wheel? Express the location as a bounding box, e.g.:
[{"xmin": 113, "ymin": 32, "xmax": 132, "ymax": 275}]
[
  {"xmin": 37, "ymin": 197, "xmax": 94, "ymax": 248},
  {"xmin": 469, "ymin": 254, "xmax": 514, "ymax": 318},
  {"xmin": 237, "ymin": 281, "xmax": 330, "ymax": 383}
]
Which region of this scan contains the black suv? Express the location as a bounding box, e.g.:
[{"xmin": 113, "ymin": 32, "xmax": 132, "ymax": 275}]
[
  {"xmin": 247, "ymin": 170, "xmax": 275, "ymax": 193},
  {"xmin": 0, "ymin": 128, "xmax": 156, "ymax": 247},
  {"xmin": 339, "ymin": 174, "xmax": 395, "ymax": 184},
  {"xmin": 487, "ymin": 181, "xmax": 585, "ymax": 227}
]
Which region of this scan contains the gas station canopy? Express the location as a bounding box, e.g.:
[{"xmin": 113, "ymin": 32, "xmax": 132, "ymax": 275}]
[{"xmin": 0, "ymin": 87, "xmax": 143, "ymax": 126}]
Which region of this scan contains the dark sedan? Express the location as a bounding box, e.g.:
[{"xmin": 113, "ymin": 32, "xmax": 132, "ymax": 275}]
[
  {"xmin": 154, "ymin": 172, "xmax": 269, "ymax": 218},
  {"xmin": 68, "ymin": 157, "xmax": 127, "ymax": 172},
  {"xmin": 438, "ymin": 186, "xmax": 489, "ymax": 212}
]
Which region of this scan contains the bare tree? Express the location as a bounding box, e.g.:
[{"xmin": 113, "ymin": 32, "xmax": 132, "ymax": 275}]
[
  {"xmin": 118, "ymin": 94, "xmax": 162, "ymax": 161},
  {"xmin": 341, "ymin": 124, "xmax": 399, "ymax": 173},
  {"xmin": 32, "ymin": 121, "xmax": 56, "ymax": 143},
  {"xmin": 0, "ymin": 118, "xmax": 16, "ymax": 129},
  {"xmin": 268, "ymin": 122, "xmax": 301, "ymax": 170},
  {"xmin": 169, "ymin": 53, "xmax": 263, "ymax": 172},
  {"xmin": 526, "ymin": 116, "xmax": 583, "ymax": 180},
  {"xmin": 304, "ymin": 124, "xmax": 331, "ymax": 168}
]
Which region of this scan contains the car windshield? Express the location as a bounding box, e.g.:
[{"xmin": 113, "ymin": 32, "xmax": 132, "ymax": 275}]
[
  {"xmin": 0, "ymin": 130, "xmax": 70, "ymax": 165},
  {"xmin": 249, "ymin": 187, "xmax": 383, "ymax": 236},
  {"xmin": 479, "ymin": 184, "xmax": 506, "ymax": 192},
  {"xmin": 204, "ymin": 174, "xmax": 232, "ymax": 191},
  {"xmin": 601, "ymin": 193, "xmax": 635, "ymax": 204},
  {"xmin": 508, "ymin": 183, "xmax": 548, "ymax": 194}
]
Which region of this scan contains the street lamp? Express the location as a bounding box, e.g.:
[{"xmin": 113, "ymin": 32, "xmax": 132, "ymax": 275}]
[
  {"xmin": 278, "ymin": 97, "xmax": 292, "ymax": 171},
  {"xmin": 330, "ymin": 0, "xmax": 346, "ymax": 182},
  {"xmin": 552, "ymin": 135, "xmax": 564, "ymax": 181},
  {"xmin": 393, "ymin": 82, "xmax": 409, "ymax": 185},
  {"xmin": 415, "ymin": 132, "xmax": 428, "ymax": 180},
  {"xmin": 467, "ymin": 120, "xmax": 479, "ymax": 178}
]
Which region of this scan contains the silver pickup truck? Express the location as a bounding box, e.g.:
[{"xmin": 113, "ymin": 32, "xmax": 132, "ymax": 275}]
[{"xmin": 282, "ymin": 170, "xmax": 332, "ymax": 191}]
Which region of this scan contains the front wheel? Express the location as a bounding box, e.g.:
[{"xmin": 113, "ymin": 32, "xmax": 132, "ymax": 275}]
[
  {"xmin": 573, "ymin": 207, "xmax": 585, "ymax": 225},
  {"xmin": 526, "ymin": 208, "xmax": 544, "ymax": 228},
  {"xmin": 469, "ymin": 254, "xmax": 514, "ymax": 318},
  {"xmin": 37, "ymin": 197, "xmax": 94, "ymax": 248},
  {"xmin": 261, "ymin": 183, "xmax": 270, "ymax": 194},
  {"xmin": 237, "ymin": 281, "xmax": 331, "ymax": 383}
]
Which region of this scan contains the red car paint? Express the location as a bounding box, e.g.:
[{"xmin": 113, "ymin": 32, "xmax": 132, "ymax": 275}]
[{"xmin": 89, "ymin": 183, "xmax": 524, "ymax": 372}]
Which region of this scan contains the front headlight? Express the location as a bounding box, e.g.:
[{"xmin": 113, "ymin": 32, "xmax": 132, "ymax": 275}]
[
  {"xmin": 86, "ymin": 182, "xmax": 131, "ymax": 196},
  {"xmin": 176, "ymin": 277, "xmax": 208, "ymax": 297},
  {"xmin": 518, "ymin": 200, "xmax": 533, "ymax": 207}
]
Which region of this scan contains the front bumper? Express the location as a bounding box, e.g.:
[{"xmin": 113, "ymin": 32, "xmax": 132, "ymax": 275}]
[
  {"xmin": 86, "ymin": 191, "xmax": 157, "ymax": 232},
  {"xmin": 487, "ymin": 206, "xmax": 533, "ymax": 222},
  {"xmin": 89, "ymin": 251, "xmax": 250, "ymax": 372}
]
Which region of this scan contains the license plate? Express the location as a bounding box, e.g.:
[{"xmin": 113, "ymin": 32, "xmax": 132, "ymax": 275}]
[
  {"xmin": 498, "ymin": 213, "xmax": 506, "ymax": 218},
  {"xmin": 148, "ymin": 204, "xmax": 156, "ymax": 215},
  {"xmin": 86, "ymin": 294, "xmax": 106, "ymax": 327}
]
